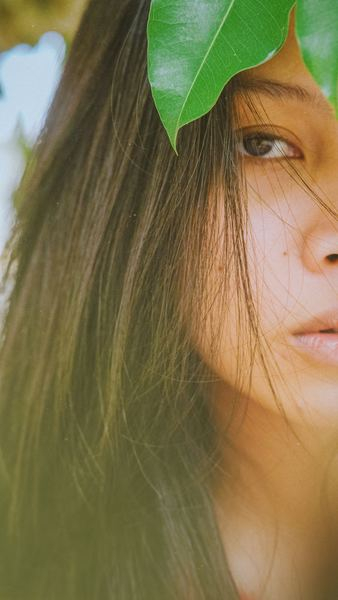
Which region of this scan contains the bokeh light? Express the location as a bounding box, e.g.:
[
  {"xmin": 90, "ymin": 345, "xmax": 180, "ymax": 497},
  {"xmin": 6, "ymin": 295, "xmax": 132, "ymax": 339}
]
[{"xmin": 0, "ymin": 31, "xmax": 66, "ymax": 256}]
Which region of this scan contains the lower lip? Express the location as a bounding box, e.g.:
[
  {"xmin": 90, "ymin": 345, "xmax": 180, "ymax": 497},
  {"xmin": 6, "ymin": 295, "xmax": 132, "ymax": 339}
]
[{"xmin": 292, "ymin": 333, "xmax": 338, "ymax": 366}]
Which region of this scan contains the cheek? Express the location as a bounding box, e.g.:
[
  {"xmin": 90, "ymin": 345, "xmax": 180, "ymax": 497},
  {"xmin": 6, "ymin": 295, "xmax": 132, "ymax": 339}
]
[
  {"xmin": 188, "ymin": 218, "xmax": 255, "ymax": 391},
  {"xmin": 247, "ymin": 202, "xmax": 297, "ymax": 328},
  {"xmin": 246, "ymin": 175, "xmax": 318, "ymax": 338},
  {"xmin": 190, "ymin": 199, "xmax": 300, "ymax": 394}
]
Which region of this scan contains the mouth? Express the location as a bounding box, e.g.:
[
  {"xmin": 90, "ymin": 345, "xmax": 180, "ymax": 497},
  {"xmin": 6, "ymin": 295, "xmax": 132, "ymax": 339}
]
[
  {"xmin": 291, "ymin": 311, "xmax": 338, "ymax": 366},
  {"xmin": 317, "ymin": 328, "xmax": 338, "ymax": 334}
]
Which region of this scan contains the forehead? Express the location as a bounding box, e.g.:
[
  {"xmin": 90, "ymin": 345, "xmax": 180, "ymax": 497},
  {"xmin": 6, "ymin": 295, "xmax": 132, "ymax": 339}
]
[{"xmin": 242, "ymin": 10, "xmax": 317, "ymax": 92}]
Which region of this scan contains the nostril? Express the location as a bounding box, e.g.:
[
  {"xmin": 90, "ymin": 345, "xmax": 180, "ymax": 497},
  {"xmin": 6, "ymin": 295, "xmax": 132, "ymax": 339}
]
[{"xmin": 326, "ymin": 254, "xmax": 338, "ymax": 263}]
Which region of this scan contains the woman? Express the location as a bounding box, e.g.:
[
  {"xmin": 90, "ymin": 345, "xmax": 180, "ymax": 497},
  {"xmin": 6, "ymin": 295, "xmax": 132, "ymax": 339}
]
[{"xmin": 0, "ymin": 1, "xmax": 337, "ymax": 598}]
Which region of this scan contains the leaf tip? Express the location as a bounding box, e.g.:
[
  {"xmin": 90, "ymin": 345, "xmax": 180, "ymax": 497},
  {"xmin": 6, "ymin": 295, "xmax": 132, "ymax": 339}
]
[{"xmin": 168, "ymin": 130, "xmax": 179, "ymax": 156}]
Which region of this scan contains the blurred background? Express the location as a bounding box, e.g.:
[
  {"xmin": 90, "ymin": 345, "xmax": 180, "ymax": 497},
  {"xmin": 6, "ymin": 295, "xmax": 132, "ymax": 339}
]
[{"xmin": 0, "ymin": 0, "xmax": 86, "ymax": 258}]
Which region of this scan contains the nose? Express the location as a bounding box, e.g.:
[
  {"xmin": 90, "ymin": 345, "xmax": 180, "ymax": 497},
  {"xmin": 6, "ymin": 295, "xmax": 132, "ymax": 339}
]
[
  {"xmin": 300, "ymin": 115, "xmax": 338, "ymax": 274},
  {"xmin": 302, "ymin": 221, "xmax": 338, "ymax": 273}
]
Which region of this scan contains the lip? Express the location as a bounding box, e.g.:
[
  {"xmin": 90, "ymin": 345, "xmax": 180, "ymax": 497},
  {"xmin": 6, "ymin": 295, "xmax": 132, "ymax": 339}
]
[
  {"xmin": 291, "ymin": 309, "xmax": 338, "ymax": 366},
  {"xmin": 293, "ymin": 309, "xmax": 338, "ymax": 336}
]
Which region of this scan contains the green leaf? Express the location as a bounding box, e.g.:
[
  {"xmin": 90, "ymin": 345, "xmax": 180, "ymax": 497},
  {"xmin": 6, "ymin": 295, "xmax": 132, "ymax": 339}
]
[
  {"xmin": 295, "ymin": 0, "xmax": 338, "ymax": 118},
  {"xmin": 147, "ymin": 0, "xmax": 295, "ymax": 153}
]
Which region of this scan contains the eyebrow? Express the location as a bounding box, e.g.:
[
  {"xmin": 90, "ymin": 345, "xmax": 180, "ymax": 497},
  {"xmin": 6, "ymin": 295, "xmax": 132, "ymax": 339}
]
[{"xmin": 234, "ymin": 76, "xmax": 333, "ymax": 116}]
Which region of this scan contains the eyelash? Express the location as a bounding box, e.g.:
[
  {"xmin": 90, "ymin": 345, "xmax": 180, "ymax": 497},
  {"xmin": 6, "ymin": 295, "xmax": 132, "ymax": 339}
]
[{"xmin": 236, "ymin": 132, "xmax": 303, "ymax": 161}]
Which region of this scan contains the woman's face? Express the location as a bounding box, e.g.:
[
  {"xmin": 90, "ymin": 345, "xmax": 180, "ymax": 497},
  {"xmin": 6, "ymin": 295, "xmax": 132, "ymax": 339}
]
[{"xmin": 194, "ymin": 16, "xmax": 338, "ymax": 429}]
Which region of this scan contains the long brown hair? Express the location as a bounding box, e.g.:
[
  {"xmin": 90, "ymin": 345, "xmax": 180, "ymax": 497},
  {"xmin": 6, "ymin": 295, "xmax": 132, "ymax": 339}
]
[{"xmin": 0, "ymin": 1, "xmax": 296, "ymax": 598}]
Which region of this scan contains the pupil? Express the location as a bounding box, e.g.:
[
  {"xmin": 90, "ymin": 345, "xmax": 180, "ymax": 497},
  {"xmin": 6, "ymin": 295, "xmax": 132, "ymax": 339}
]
[{"xmin": 243, "ymin": 136, "xmax": 273, "ymax": 156}]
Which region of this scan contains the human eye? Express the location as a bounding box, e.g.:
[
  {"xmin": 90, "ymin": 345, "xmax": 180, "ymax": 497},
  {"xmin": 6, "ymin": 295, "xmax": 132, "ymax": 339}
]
[{"xmin": 236, "ymin": 129, "xmax": 303, "ymax": 161}]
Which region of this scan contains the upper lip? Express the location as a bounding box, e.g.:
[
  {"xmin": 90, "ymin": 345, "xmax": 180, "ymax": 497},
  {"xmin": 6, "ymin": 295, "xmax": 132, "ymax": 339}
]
[{"xmin": 293, "ymin": 309, "xmax": 338, "ymax": 335}]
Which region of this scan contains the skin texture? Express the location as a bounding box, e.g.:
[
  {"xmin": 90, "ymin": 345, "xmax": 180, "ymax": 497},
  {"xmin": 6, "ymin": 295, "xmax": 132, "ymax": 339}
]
[{"xmin": 192, "ymin": 11, "xmax": 338, "ymax": 600}]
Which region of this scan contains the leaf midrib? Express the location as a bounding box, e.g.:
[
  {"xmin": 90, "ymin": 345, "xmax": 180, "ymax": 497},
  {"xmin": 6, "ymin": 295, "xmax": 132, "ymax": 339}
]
[{"xmin": 175, "ymin": 0, "xmax": 236, "ymax": 134}]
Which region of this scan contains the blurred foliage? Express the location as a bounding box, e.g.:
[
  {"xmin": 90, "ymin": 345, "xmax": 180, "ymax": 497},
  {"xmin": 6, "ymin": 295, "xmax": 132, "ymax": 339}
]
[{"xmin": 0, "ymin": 0, "xmax": 86, "ymax": 51}]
